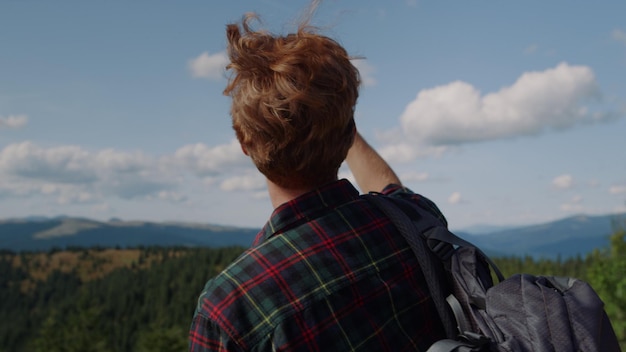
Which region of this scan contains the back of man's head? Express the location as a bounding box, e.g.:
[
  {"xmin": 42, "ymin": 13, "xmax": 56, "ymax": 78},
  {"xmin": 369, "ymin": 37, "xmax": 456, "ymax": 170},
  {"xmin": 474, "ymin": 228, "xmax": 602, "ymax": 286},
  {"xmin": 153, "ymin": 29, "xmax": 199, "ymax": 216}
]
[{"xmin": 223, "ymin": 11, "xmax": 360, "ymax": 190}]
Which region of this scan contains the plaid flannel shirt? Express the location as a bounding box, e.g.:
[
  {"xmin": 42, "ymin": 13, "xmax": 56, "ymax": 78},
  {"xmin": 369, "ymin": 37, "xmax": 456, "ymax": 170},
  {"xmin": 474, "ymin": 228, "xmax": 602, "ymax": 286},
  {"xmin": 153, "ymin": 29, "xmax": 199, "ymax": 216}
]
[{"xmin": 189, "ymin": 180, "xmax": 447, "ymax": 351}]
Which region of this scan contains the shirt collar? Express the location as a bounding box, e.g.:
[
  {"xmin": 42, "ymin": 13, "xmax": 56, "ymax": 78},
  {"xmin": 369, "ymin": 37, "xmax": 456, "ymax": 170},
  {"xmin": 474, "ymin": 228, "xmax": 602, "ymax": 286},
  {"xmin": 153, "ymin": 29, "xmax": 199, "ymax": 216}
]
[{"xmin": 253, "ymin": 179, "xmax": 360, "ymax": 246}]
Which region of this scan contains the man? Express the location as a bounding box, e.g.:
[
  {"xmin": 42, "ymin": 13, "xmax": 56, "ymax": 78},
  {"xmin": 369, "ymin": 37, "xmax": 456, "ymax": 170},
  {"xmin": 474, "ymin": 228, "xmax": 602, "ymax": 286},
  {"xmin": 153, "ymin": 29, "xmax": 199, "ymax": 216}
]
[{"xmin": 189, "ymin": 11, "xmax": 448, "ymax": 352}]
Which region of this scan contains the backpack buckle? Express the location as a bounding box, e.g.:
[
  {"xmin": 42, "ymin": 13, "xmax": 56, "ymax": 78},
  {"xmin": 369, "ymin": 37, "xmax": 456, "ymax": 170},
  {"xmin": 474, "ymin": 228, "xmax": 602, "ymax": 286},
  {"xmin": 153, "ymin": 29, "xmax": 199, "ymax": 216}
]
[
  {"xmin": 459, "ymin": 331, "xmax": 491, "ymax": 348},
  {"xmin": 425, "ymin": 227, "xmax": 455, "ymax": 260}
]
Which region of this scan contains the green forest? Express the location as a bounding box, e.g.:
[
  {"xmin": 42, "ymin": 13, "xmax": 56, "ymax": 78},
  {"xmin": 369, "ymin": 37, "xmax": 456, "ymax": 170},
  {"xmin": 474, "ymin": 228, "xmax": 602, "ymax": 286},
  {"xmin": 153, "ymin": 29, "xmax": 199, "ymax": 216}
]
[{"xmin": 1, "ymin": 228, "xmax": 624, "ymax": 352}]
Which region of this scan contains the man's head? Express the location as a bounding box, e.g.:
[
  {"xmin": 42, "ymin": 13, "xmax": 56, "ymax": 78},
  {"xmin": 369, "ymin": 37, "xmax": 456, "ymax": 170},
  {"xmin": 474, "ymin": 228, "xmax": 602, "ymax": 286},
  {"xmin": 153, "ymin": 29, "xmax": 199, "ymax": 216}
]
[{"xmin": 223, "ymin": 14, "xmax": 360, "ymax": 190}]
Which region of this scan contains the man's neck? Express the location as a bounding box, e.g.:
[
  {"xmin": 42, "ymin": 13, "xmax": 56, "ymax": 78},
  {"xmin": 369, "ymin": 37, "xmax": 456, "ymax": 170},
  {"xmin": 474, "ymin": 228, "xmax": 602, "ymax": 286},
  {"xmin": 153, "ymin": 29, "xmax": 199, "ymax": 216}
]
[{"xmin": 266, "ymin": 179, "xmax": 314, "ymax": 209}]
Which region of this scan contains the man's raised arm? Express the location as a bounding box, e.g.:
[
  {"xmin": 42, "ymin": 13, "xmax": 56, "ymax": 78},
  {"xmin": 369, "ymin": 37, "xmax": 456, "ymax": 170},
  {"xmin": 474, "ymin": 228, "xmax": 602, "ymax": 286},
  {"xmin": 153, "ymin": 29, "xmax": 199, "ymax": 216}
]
[{"xmin": 345, "ymin": 132, "xmax": 401, "ymax": 193}]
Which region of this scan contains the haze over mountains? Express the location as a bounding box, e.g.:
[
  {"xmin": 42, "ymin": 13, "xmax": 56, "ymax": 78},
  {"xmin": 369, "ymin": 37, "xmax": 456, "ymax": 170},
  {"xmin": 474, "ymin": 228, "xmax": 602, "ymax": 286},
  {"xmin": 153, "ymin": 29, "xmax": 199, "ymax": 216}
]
[{"xmin": 1, "ymin": 213, "xmax": 624, "ymax": 259}]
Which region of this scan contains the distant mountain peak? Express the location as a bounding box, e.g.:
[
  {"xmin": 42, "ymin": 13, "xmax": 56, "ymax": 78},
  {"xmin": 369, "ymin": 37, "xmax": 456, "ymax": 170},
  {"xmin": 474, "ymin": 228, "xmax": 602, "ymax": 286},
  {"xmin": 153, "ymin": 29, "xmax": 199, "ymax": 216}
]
[{"xmin": 33, "ymin": 219, "xmax": 101, "ymax": 239}]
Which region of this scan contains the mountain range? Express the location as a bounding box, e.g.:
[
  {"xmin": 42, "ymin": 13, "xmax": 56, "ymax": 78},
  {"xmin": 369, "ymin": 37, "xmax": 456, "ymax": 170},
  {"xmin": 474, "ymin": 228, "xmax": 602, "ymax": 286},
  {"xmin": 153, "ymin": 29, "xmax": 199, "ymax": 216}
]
[
  {"xmin": 0, "ymin": 217, "xmax": 258, "ymax": 252},
  {"xmin": 455, "ymin": 213, "xmax": 625, "ymax": 259},
  {"xmin": 1, "ymin": 213, "xmax": 624, "ymax": 258}
]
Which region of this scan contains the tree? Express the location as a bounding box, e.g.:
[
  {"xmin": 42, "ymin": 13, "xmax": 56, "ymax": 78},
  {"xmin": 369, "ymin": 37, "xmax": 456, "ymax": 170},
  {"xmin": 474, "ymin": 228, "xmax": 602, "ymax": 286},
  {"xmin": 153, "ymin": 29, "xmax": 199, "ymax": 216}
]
[
  {"xmin": 31, "ymin": 308, "xmax": 110, "ymax": 352},
  {"xmin": 587, "ymin": 222, "xmax": 626, "ymax": 349},
  {"xmin": 135, "ymin": 326, "xmax": 187, "ymax": 352}
]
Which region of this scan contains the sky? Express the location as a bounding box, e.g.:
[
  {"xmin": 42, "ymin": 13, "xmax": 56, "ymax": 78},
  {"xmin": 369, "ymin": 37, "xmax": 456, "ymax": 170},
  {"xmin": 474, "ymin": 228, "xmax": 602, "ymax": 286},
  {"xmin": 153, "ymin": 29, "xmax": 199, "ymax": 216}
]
[{"xmin": 1, "ymin": 0, "xmax": 625, "ymax": 231}]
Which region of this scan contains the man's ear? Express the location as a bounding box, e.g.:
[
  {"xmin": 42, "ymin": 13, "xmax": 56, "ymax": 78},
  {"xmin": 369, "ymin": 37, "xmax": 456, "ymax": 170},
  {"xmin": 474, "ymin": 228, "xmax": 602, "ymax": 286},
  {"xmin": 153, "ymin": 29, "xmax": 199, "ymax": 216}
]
[{"xmin": 240, "ymin": 143, "xmax": 249, "ymax": 156}]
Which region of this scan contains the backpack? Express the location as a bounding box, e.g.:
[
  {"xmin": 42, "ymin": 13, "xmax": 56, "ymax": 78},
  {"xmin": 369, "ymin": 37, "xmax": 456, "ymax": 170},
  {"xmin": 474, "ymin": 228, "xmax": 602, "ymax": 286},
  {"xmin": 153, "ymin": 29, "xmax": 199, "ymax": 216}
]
[{"xmin": 364, "ymin": 193, "xmax": 621, "ymax": 352}]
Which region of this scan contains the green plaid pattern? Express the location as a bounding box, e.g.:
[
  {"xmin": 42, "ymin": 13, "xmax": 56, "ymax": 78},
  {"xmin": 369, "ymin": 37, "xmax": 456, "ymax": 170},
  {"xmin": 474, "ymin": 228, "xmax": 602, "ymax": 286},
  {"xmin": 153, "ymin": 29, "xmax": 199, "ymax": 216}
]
[{"xmin": 189, "ymin": 180, "xmax": 447, "ymax": 351}]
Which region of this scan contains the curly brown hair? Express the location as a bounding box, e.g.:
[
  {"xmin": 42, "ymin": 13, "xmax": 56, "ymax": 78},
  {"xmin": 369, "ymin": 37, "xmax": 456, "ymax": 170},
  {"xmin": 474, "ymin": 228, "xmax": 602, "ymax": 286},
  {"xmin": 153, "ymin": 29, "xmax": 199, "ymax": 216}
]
[{"xmin": 223, "ymin": 12, "xmax": 360, "ymax": 190}]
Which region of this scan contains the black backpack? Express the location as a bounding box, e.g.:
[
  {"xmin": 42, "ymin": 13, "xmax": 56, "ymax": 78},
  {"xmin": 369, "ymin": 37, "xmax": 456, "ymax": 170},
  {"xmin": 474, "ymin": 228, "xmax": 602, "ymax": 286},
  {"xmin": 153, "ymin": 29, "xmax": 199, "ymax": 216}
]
[{"xmin": 364, "ymin": 193, "xmax": 621, "ymax": 352}]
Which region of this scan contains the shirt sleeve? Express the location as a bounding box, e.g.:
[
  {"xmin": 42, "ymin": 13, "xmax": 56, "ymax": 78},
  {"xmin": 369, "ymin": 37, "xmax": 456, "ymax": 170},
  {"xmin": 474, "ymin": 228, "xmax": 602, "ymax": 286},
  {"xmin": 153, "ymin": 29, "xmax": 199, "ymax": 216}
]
[
  {"xmin": 189, "ymin": 313, "xmax": 245, "ymax": 352},
  {"xmin": 380, "ymin": 183, "xmax": 449, "ymax": 228}
]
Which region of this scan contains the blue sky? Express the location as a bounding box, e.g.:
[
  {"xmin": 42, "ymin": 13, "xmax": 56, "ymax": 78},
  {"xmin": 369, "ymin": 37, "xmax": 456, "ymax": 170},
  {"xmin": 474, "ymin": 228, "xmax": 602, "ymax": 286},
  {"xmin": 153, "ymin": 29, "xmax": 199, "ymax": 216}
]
[{"xmin": 1, "ymin": 0, "xmax": 625, "ymax": 230}]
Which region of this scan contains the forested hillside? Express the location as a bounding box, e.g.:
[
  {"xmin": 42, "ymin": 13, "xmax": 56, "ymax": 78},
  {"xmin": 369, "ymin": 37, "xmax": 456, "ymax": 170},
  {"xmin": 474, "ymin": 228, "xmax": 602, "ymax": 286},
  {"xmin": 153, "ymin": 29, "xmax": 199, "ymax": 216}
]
[
  {"xmin": 1, "ymin": 228, "xmax": 624, "ymax": 351},
  {"xmin": 0, "ymin": 246, "xmax": 245, "ymax": 352}
]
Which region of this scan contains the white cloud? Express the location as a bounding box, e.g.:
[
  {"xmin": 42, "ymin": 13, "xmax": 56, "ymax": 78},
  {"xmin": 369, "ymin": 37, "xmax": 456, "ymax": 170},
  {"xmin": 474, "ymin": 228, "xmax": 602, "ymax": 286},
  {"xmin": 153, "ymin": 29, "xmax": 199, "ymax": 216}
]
[
  {"xmin": 552, "ymin": 174, "xmax": 574, "ymax": 189},
  {"xmin": 560, "ymin": 195, "xmax": 583, "ymax": 212},
  {"xmin": 220, "ymin": 174, "xmax": 265, "ymax": 192},
  {"xmin": 0, "ymin": 142, "xmax": 97, "ymax": 183},
  {"xmin": 396, "ymin": 63, "xmax": 611, "ymax": 148},
  {"xmin": 0, "ymin": 139, "xmax": 261, "ymax": 207},
  {"xmin": 378, "ymin": 142, "xmax": 448, "ymax": 163},
  {"xmin": 612, "ymin": 29, "xmax": 626, "ymax": 46},
  {"xmin": 0, "ymin": 114, "xmax": 28, "ymax": 129},
  {"xmin": 351, "ymin": 59, "xmax": 377, "ymax": 87},
  {"xmin": 173, "ymin": 139, "xmax": 249, "ymax": 177},
  {"xmin": 448, "ymin": 192, "xmax": 462, "ymax": 204},
  {"xmin": 378, "ymin": 143, "xmax": 417, "ymax": 163},
  {"xmin": 609, "ymin": 185, "xmax": 626, "ymax": 195},
  {"xmin": 58, "ymin": 189, "xmax": 96, "ymax": 205},
  {"xmin": 153, "ymin": 191, "xmax": 187, "ymax": 203},
  {"xmin": 94, "ymin": 149, "xmax": 154, "ymax": 173},
  {"xmin": 0, "ymin": 142, "xmax": 178, "ymax": 203},
  {"xmin": 188, "ymin": 51, "xmax": 229, "ymax": 80},
  {"xmin": 33, "ymin": 183, "xmax": 97, "ymax": 205}
]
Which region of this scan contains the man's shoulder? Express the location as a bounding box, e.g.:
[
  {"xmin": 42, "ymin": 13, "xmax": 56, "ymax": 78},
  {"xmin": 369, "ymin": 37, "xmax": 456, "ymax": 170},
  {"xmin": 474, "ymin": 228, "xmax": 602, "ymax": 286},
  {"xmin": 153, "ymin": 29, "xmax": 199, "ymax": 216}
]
[{"xmin": 380, "ymin": 183, "xmax": 448, "ymax": 227}]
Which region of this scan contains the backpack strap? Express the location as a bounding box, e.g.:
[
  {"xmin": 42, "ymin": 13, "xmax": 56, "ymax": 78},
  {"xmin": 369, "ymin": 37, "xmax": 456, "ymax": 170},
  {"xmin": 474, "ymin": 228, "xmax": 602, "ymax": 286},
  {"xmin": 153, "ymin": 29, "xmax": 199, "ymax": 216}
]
[
  {"xmin": 425, "ymin": 226, "xmax": 505, "ymax": 282},
  {"xmin": 446, "ymin": 294, "xmax": 471, "ymax": 334},
  {"xmin": 364, "ymin": 193, "xmax": 505, "ymax": 348},
  {"xmin": 427, "ymin": 333, "xmax": 491, "ymax": 352},
  {"xmin": 364, "ymin": 193, "xmax": 505, "ymax": 282},
  {"xmin": 363, "ymin": 193, "xmax": 458, "ymax": 339}
]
